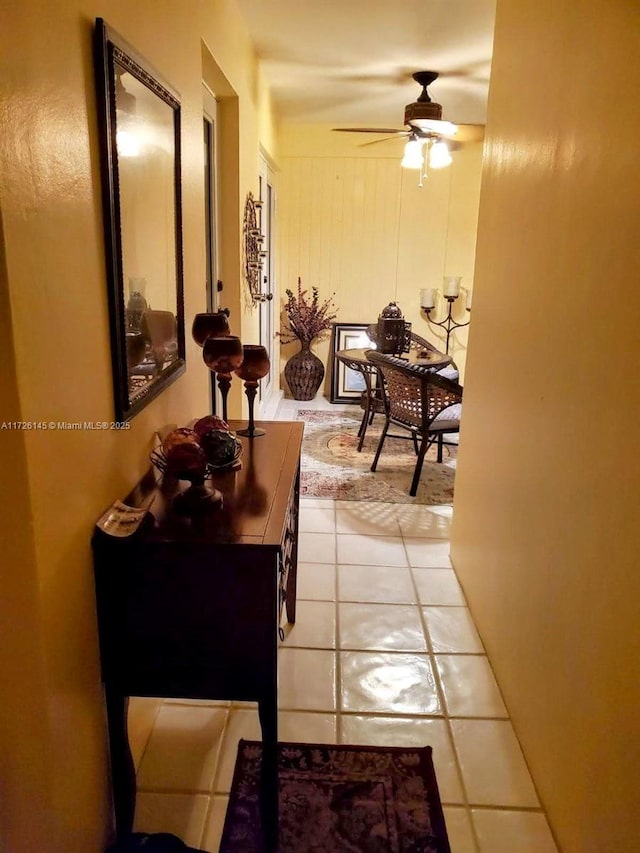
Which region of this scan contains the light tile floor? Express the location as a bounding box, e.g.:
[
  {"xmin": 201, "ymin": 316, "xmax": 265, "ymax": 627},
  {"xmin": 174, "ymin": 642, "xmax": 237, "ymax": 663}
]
[{"xmin": 133, "ymin": 397, "xmax": 558, "ymax": 852}]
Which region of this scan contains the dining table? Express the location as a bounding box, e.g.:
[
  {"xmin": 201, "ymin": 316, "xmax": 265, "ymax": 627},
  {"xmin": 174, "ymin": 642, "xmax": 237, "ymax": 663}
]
[{"xmin": 334, "ymin": 346, "xmax": 452, "ymax": 451}]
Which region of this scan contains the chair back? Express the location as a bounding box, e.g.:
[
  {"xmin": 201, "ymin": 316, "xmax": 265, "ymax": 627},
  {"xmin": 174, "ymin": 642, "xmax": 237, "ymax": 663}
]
[
  {"xmin": 366, "ymin": 351, "xmax": 463, "ymax": 433},
  {"xmin": 366, "ymin": 323, "xmax": 459, "ymax": 379}
]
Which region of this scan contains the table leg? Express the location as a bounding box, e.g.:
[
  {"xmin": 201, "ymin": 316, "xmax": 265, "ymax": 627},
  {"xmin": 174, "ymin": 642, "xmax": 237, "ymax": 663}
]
[
  {"xmin": 357, "ymin": 400, "xmax": 370, "ymax": 446},
  {"xmin": 105, "ymin": 689, "xmax": 136, "ymax": 839},
  {"xmin": 285, "ymin": 552, "xmax": 298, "ymax": 625},
  {"xmin": 357, "ymin": 368, "xmax": 375, "ymax": 452},
  {"xmin": 258, "ymin": 689, "xmax": 279, "ymax": 852},
  {"xmin": 285, "ymin": 476, "xmax": 299, "ymax": 625}
]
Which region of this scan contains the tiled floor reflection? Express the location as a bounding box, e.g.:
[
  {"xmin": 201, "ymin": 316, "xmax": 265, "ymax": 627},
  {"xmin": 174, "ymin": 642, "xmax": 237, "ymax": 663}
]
[{"xmin": 133, "ymin": 400, "xmax": 558, "ymax": 852}]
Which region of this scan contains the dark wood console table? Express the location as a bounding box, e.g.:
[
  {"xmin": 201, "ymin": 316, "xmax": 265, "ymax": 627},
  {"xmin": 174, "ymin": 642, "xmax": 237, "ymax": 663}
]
[{"xmin": 92, "ymin": 420, "xmax": 303, "ymax": 850}]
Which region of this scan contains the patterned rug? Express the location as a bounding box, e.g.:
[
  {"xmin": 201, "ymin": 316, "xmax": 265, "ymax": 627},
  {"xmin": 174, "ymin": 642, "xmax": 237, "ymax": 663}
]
[
  {"xmin": 219, "ymin": 740, "xmax": 451, "ymax": 853},
  {"xmin": 298, "ymin": 409, "xmax": 456, "ymax": 505}
]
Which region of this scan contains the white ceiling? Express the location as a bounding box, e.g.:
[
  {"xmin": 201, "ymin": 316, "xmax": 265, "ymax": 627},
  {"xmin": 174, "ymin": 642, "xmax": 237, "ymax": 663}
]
[{"xmin": 235, "ymin": 0, "xmax": 496, "ymax": 128}]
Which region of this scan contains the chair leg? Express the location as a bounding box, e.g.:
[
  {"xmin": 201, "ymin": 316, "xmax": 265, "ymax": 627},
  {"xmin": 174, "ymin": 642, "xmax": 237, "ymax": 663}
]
[
  {"xmin": 356, "ymin": 416, "xmax": 367, "ymax": 451},
  {"xmin": 370, "ymin": 417, "xmax": 390, "ymax": 472},
  {"xmin": 412, "ymin": 431, "xmax": 419, "ymax": 455},
  {"xmin": 410, "ymin": 437, "xmax": 430, "ymax": 497},
  {"xmin": 356, "ymin": 399, "xmax": 370, "ymax": 452},
  {"xmin": 437, "ymin": 434, "xmax": 443, "ymax": 463}
]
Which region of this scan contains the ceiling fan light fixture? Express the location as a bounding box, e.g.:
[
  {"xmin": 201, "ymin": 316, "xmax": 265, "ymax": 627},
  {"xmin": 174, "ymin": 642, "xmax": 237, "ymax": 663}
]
[
  {"xmin": 409, "ymin": 118, "xmax": 458, "ymax": 137},
  {"xmin": 429, "ymin": 140, "xmax": 452, "ymax": 169},
  {"xmin": 401, "ymin": 138, "xmax": 424, "ymax": 169},
  {"xmin": 404, "ymin": 99, "xmax": 442, "ymax": 126},
  {"xmin": 116, "ymin": 128, "xmax": 142, "ymax": 158}
]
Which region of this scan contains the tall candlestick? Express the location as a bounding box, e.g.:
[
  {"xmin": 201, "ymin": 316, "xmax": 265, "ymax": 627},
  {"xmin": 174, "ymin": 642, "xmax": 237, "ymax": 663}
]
[
  {"xmin": 234, "ymin": 345, "xmax": 271, "ymax": 438},
  {"xmin": 191, "ymin": 311, "xmax": 231, "ymax": 346},
  {"xmin": 202, "ymin": 335, "xmax": 244, "ymax": 423}
]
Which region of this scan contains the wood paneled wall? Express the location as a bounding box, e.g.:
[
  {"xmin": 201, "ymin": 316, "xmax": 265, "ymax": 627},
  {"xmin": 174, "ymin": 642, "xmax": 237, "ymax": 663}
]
[{"xmin": 277, "ymin": 125, "xmax": 483, "ymax": 388}]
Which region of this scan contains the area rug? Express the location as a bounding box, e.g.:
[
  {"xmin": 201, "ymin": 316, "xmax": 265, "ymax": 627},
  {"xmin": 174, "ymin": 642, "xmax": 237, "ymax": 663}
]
[
  {"xmin": 297, "ymin": 409, "xmax": 456, "ymax": 505},
  {"xmin": 219, "ymin": 740, "xmax": 451, "ymax": 853}
]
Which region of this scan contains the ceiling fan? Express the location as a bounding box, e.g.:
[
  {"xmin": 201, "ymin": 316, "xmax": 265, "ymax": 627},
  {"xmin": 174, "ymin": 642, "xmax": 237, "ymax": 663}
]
[{"xmin": 333, "ymin": 71, "xmax": 482, "ymax": 183}]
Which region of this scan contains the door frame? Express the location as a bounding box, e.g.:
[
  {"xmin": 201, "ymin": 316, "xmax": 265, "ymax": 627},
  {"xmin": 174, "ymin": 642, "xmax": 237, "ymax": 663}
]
[
  {"xmin": 203, "ymin": 84, "xmax": 221, "ymax": 413},
  {"xmin": 258, "ymin": 151, "xmax": 279, "ymax": 415}
]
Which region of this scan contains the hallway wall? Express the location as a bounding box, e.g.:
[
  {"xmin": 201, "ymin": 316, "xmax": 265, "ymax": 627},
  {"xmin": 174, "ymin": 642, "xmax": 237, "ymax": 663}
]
[
  {"xmin": 451, "ymin": 2, "xmax": 640, "ymax": 850},
  {"xmin": 0, "ymin": 1, "xmax": 277, "ymax": 849},
  {"xmin": 277, "ymin": 125, "xmax": 483, "ymax": 387}
]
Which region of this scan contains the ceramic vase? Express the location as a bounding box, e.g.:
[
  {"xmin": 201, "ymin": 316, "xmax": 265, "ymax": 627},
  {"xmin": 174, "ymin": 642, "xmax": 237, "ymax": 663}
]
[{"xmin": 284, "ymin": 340, "xmax": 324, "ymax": 400}]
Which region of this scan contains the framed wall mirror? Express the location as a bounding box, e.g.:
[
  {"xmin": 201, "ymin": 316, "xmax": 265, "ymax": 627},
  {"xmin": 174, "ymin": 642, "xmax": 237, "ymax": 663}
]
[{"xmin": 94, "ymin": 18, "xmax": 185, "ymax": 421}]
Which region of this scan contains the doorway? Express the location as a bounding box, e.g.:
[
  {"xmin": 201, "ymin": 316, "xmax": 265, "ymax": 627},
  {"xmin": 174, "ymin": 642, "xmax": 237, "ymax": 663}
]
[
  {"xmin": 203, "ymin": 84, "xmax": 222, "ymax": 414},
  {"xmin": 258, "ymin": 153, "xmax": 278, "ymax": 412}
]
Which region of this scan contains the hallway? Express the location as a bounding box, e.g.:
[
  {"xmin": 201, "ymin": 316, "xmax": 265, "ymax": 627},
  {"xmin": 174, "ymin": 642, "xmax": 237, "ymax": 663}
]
[{"xmin": 133, "ymin": 398, "xmax": 557, "ymax": 852}]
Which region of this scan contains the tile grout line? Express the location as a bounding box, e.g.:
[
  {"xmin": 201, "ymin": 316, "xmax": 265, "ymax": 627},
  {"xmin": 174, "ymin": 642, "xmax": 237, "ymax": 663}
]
[
  {"xmin": 276, "ymin": 407, "xmax": 555, "ymax": 845},
  {"xmin": 332, "ymin": 503, "xmax": 344, "ymax": 743},
  {"xmin": 402, "ymin": 528, "xmax": 482, "ymax": 853}
]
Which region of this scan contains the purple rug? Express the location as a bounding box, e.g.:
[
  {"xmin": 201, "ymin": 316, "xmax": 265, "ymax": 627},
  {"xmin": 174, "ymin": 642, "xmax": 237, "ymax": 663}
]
[
  {"xmin": 298, "ymin": 409, "xmax": 456, "ymax": 505},
  {"xmin": 219, "ymin": 740, "xmax": 451, "ymax": 852}
]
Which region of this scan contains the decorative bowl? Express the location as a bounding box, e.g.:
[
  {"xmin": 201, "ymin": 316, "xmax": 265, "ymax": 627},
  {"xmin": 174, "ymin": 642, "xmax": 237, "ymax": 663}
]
[{"xmin": 151, "ymin": 435, "xmax": 242, "ymax": 478}]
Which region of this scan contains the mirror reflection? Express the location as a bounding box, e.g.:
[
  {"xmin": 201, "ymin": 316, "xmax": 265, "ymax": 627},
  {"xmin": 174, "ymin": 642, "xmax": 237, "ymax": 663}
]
[
  {"xmin": 95, "ymin": 19, "xmax": 185, "ymax": 421},
  {"xmin": 117, "ymin": 67, "xmax": 180, "ymax": 405}
]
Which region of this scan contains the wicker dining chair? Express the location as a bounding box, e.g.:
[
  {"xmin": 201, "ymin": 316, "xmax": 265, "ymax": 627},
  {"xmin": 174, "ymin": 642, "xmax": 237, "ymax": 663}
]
[{"xmin": 366, "ymin": 350, "xmax": 463, "ymax": 497}]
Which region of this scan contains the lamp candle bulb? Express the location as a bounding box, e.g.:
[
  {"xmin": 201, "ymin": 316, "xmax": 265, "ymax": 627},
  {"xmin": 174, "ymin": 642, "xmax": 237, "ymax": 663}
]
[
  {"xmin": 465, "ymin": 289, "xmax": 473, "ymax": 311},
  {"xmin": 420, "ymin": 288, "xmax": 436, "ymax": 310},
  {"xmin": 443, "ymin": 276, "xmax": 461, "ymax": 298}
]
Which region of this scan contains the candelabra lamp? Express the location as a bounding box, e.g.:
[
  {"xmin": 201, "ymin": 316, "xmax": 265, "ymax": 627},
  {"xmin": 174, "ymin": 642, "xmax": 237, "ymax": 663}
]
[
  {"xmin": 234, "ymin": 344, "xmax": 270, "ymax": 438},
  {"xmin": 420, "ymin": 277, "xmax": 471, "ymax": 354},
  {"xmin": 202, "ymin": 335, "xmax": 244, "ymax": 423}
]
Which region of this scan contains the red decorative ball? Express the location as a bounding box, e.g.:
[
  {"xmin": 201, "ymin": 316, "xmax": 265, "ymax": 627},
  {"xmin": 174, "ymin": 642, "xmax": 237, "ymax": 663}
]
[
  {"xmin": 193, "ymin": 415, "xmax": 230, "ymax": 437},
  {"xmin": 164, "ymin": 442, "xmax": 207, "ymax": 480},
  {"xmin": 162, "ymin": 427, "xmax": 200, "ymax": 453}
]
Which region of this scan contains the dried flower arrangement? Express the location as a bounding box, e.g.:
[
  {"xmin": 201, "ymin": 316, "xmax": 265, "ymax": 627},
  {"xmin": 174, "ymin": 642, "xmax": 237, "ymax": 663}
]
[{"xmin": 278, "ymin": 277, "xmax": 338, "ymax": 346}]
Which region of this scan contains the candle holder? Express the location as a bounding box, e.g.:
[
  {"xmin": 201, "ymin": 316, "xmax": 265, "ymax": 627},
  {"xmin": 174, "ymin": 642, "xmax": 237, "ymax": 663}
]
[
  {"xmin": 420, "ymin": 278, "xmax": 470, "ymax": 354},
  {"xmin": 192, "ymin": 311, "xmax": 232, "ymax": 416},
  {"xmin": 191, "ymin": 310, "xmax": 231, "ymax": 346},
  {"xmin": 202, "ymin": 335, "xmax": 244, "ymax": 422},
  {"xmin": 234, "ymin": 344, "xmax": 270, "ymax": 438}
]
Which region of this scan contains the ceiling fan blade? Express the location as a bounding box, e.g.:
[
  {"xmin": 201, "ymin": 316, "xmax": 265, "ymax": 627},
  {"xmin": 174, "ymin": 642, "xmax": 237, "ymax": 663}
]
[
  {"xmin": 359, "ymin": 134, "xmax": 409, "ymax": 147},
  {"xmin": 332, "ymin": 127, "xmax": 407, "ymax": 135}
]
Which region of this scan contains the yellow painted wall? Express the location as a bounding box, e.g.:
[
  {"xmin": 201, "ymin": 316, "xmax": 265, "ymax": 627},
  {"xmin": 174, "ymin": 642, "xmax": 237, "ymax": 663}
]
[
  {"xmin": 0, "ymin": 217, "xmax": 59, "ymax": 850},
  {"xmin": 277, "ymin": 125, "xmax": 483, "ymax": 388},
  {"xmin": 0, "ymin": 1, "xmax": 276, "ymax": 849},
  {"xmin": 451, "ymin": 1, "xmax": 640, "ymax": 850}
]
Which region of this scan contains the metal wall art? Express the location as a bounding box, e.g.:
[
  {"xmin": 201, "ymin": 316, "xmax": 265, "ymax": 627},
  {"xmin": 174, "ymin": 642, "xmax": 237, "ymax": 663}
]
[{"xmin": 243, "ymin": 192, "xmax": 272, "ymax": 304}]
